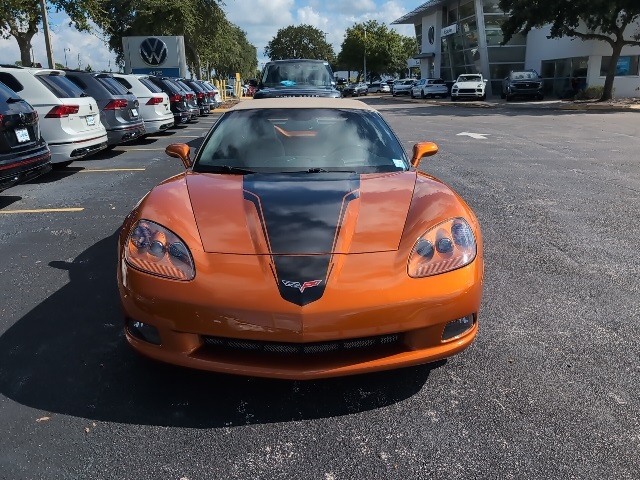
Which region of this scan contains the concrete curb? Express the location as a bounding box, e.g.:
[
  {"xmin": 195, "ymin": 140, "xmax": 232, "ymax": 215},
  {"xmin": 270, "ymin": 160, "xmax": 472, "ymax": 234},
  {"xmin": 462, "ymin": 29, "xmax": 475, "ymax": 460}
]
[{"xmin": 380, "ymin": 93, "xmax": 640, "ymax": 112}]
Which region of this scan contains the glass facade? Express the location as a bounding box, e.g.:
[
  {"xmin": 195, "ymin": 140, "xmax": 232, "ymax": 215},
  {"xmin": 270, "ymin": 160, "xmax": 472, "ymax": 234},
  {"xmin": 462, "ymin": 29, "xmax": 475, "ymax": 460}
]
[
  {"xmin": 540, "ymin": 57, "xmax": 588, "ymax": 97},
  {"xmin": 600, "ymin": 56, "xmax": 640, "ymax": 76},
  {"xmin": 439, "ymin": 0, "xmax": 527, "ymax": 94},
  {"xmin": 440, "ymin": 0, "xmax": 481, "ymax": 82}
]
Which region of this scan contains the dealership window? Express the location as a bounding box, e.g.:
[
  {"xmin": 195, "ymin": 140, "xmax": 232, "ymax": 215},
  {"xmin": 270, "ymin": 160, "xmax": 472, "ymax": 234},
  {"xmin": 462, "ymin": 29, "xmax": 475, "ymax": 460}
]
[
  {"xmin": 487, "ymin": 46, "xmax": 526, "ymax": 62},
  {"xmin": 600, "ymin": 56, "xmax": 640, "ymax": 76},
  {"xmin": 540, "ymin": 57, "xmax": 589, "ymax": 97},
  {"xmin": 415, "ymin": 24, "xmax": 422, "ymax": 51},
  {"xmin": 483, "ymin": 0, "xmax": 503, "ymax": 14},
  {"xmin": 484, "ymin": 16, "xmax": 527, "ymax": 46}
]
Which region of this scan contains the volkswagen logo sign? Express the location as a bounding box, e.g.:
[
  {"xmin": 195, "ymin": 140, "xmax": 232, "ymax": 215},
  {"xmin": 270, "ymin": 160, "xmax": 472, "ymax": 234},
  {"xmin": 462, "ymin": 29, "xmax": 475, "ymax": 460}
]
[
  {"xmin": 428, "ymin": 26, "xmax": 435, "ymax": 45},
  {"xmin": 140, "ymin": 37, "xmax": 168, "ymax": 66}
]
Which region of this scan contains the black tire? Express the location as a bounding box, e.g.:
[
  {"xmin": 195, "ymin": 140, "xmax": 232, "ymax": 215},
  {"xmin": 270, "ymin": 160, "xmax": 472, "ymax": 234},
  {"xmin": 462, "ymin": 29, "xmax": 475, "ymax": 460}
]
[
  {"xmin": 410, "ymin": 91, "xmax": 415, "ymax": 98},
  {"xmin": 420, "ymin": 90, "xmax": 425, "ymax": 99},
  {"xmin": 506, "ymin": 94, "xmax": 512, "ymax": 102},
  {"xmin": 481, "ymin": 94, "xmax": 486, "ymax": 101},
  {"xmin": 537, "ymin": 94, "xmax": 544, "ymax": 101},
  {"xmin": 451, "ymin": 96, "xmax": 457, "ymax": 101},
  {"xmin": 501, "ymin": 91, "xmax": 506, "ymax": 99}
]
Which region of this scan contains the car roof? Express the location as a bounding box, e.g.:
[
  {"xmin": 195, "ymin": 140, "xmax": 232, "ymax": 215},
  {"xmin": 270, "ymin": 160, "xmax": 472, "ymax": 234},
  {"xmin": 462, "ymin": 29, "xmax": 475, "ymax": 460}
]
[
  {"xmin": 264, "ymin": 59, "xmax": 329, "ymax": 64},
  {"xmin": 229, "ymin": 98, "xmax": 376, "ymax": 111}
]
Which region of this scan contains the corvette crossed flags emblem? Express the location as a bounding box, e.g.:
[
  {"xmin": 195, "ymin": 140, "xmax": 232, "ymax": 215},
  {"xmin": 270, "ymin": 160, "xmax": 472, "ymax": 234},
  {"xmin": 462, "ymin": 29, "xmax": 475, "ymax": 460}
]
[{"xmin": 281, "ymin": 279, "xmax": 322, "ymax": 293}]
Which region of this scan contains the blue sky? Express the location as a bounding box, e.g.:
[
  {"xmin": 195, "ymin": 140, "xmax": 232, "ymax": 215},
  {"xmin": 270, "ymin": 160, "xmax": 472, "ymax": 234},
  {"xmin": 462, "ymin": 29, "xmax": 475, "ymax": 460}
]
[{"xmin": 0, "ymin": 0, "xmax": 414, "ymax": 72}]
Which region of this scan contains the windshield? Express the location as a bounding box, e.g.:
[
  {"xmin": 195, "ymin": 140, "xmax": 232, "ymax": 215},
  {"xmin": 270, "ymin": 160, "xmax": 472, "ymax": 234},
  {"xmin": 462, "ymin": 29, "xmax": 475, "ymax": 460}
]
[
  {"xmin": 261, "ymin": 62, "xmax": 334, "ymax": 88},
  {"xmin": 509, "ymin": 71, "xmax": 539, "ymax": 80},
  {"xmin": 457, "ymin": 75, "xmax": 482, "ymax": 82},
  {"xmin": 195, "ymin": 108, "xmax": 408, "ymax": 174}
]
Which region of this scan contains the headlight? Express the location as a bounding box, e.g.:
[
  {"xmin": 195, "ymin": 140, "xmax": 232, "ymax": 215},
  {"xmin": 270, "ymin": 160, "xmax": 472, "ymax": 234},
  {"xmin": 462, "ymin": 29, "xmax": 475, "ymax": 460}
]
[
  {"xmin": 408, "ymin": 218, "xmax": 477, "ymax": 278},
  {"xmin": 124, "ymin": 219, "xmax": 195, "ymax": 280},
  {"xmin": 477, "ymin": 83, "xmax": 483, "ymax": 88}
]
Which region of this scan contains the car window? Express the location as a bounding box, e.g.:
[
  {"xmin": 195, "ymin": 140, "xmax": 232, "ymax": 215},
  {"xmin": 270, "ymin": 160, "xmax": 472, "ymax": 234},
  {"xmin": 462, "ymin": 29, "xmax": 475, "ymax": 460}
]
[
  {"xmin": 36, "ymin": 74, "xmax": 85, "ymax": 98},
  {"xmin": 97, "ymin": 76, "xmax": 130, "ymax": 95},
  {"xmin": 0, "ymin": 80, "xmax": 23, "ymax": 100},
  {"xmin": 196, "ymin": 108, "xmax": 408, "ymax": 174},
  {"xmin": 261, "ymin": 62, "xmax": 334, "ymax": 88},
  {"xmin": 185, "ymin": 81, "xmax": 205, "ymax": 93},
  {"xmin": 509, "ymin": 71, "xmax": 538, "ymax": 80},
  {"xmin": 458, "ymin": 75, "xmax": 482, "ymax": 82},
  {"xmin": 65, "ymin": 74, "xmax": 89, "ymax": 90},
  {"xmin": 113, "ymin": 77, "xmax": 133, "ymax": 90},
  {"xmin": 0, "ymin": 73, "xmax": 24, "ymax": 93},
  {"xmin": 138, "ymin": 77, "xmax": 163, "ymax": 93}
]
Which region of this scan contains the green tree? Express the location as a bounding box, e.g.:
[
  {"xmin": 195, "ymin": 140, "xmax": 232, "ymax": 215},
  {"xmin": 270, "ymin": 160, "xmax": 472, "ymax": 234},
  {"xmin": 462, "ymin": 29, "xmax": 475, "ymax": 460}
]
[
  {"xmin": 92, "ymin": 0, "xmax": 256, "ymax": 79},
  {"xmin": 1, "ymin": 0, "xmax": 99, "ymax": 67},
  {"xmin": 264, "ymin": 24, "xmax": 335, "ymax": 61},
  {"xmin": 337, "ymin": 21, "xmax": 417, "ymax": 82},
  {"xmin": 499, "ymin": 0, "xmax": 640, "ymax": 101}
]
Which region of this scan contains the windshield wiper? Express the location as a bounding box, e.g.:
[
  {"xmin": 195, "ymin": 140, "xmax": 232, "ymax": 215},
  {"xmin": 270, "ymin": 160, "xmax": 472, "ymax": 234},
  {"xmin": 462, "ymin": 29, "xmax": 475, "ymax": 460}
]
[
  {"xmin": 6, "ymin": 97, "xmax": 23, "ymax": 103},
  {"xmin": 307, "ymin": 168, "xmax": 357, "ymax": 173},
  {"xmin": 202, "ymin": 165, "xmax": 255, "ymax": 175}
]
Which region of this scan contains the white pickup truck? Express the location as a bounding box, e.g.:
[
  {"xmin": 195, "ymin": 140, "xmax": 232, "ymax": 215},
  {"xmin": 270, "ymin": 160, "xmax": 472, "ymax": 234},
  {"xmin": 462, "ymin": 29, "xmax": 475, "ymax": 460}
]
[{"xmin": 451, "ymin": 73, "xmax": 487, "ymax": 101}]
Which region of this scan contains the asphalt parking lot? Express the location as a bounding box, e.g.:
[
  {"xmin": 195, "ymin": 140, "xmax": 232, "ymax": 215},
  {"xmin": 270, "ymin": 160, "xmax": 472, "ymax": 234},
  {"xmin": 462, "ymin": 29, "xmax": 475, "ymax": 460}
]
[{"xmin": 1, "ymin": 100, "xmax": 639, "ymax": 479}]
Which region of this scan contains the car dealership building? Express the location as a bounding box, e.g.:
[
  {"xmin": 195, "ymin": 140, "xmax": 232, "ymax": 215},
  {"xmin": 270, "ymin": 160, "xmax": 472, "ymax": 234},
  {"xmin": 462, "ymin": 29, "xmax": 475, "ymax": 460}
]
[{"xmin": 392, "ymin": 0, "xmax": 640, "ymax": 98}]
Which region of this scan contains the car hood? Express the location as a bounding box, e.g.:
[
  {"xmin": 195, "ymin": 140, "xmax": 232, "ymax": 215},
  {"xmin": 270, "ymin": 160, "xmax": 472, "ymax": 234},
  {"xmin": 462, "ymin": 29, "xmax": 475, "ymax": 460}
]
[
  {"xmin": 509, "ymin": 79, "xmax": 542, "ymax": 85},
  {"xmin": 454, "ymin": 81, "xmax": 484, "ymax": 88},
  {"xmin": 254, "ymin": 87, "xmax": 341, "ymax": 99},
  {"xmin": 186, "ymin": 171, "xmax": 417, "ymax": 254}
]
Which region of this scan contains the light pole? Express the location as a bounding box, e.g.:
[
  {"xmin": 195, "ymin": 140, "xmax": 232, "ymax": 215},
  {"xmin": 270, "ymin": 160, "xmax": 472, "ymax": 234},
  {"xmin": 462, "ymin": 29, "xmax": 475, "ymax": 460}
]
[
  {"xmin": 39, "ymin": 0, "xmax": 54, "ymax": 68},
  {"xmin": 64, "ymin": 48, "xmax": 70, "ymax": 68},
  {"xmin": 363, "ymin": 28, "xmax": 367, "ymax": 84}
]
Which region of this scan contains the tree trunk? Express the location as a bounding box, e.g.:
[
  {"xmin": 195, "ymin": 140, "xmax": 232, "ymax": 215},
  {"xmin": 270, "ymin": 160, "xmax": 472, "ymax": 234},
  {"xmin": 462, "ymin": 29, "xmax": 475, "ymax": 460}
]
[
  {"xmin": 601, "ymin": 41, "xmax": 624, "ymax": 101},
  {"xmin": 13, "ymin": 30, "xmax": 37, "ymax": 68}
]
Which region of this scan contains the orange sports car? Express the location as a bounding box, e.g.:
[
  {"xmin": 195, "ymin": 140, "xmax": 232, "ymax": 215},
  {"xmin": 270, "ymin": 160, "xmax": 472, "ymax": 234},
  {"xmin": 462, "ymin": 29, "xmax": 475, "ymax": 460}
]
[{"xmin": 117, "ymin": 98, "xmax": 484, "ymax": 380}]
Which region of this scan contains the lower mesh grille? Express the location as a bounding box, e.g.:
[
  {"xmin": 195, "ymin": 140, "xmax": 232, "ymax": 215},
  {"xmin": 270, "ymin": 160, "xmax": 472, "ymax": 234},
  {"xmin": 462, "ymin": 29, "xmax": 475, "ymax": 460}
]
[{"xmin": 202, "ymin": 333, "xmax": 401, "ymax": 356}]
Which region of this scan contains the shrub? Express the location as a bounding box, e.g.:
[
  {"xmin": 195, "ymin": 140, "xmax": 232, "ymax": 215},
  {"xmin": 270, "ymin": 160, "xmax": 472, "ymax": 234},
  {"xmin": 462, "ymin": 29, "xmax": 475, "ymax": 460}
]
[{"xmin": 575, "ymin": 86, "xmax": 604, "ymax": 100}]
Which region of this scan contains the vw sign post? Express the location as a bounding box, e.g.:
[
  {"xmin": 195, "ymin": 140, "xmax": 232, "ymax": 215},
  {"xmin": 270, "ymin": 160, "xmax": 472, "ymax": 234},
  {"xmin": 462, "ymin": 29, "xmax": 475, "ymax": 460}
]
[{"xmin": 122, "ymin": 36, "xmax": 187, "ymax": 77}]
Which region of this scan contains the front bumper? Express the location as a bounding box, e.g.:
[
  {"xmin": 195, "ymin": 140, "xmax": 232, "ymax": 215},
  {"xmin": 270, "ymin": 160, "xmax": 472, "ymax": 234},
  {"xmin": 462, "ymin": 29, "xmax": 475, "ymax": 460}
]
[
  {"xmin": 451, "ymin": 89, "xmax": 485, "ymax": 99},
  {"xmin": 0, "ymin": 149, "xmax": 52, "ymax": 192},
  {"xmin": 118, "ymin": 249, "xmax": 483, "ymax": 379},
  {"xmin": 106, "ymin": 124, "xmax": 146, "ymax": 145}
]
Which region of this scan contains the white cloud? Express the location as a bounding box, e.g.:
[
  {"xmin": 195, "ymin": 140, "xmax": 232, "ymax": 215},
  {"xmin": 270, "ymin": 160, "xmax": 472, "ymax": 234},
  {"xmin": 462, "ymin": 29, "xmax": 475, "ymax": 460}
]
[
  {"xmin": 0, "ymin": 14, "xmax": 116, "ymax": 71},
  {"xmin": 0, "ymin": 1, "xmax": 417, "ymax": 71}
]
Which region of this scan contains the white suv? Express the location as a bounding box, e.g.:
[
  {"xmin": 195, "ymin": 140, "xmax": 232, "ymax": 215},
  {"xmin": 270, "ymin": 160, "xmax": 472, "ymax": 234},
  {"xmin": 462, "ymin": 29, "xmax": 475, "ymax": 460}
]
[
  {"xmin": 112, "ymin": 73, "xmax": 174, "ymax": 135},
  {"xmin": 0, "ymin": 66, "xmax": 107, "ymax": 166}
]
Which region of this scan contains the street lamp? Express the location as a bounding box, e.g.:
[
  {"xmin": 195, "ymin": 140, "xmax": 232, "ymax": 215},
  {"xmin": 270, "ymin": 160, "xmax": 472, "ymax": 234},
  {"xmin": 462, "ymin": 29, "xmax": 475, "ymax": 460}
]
[
  {"xmin": 64, "ymin": 48, "xmax": 70, "ymax": 68},
  {"xmin": 363, "ymin": 28, "xmax": 367, "ymax": 84}
]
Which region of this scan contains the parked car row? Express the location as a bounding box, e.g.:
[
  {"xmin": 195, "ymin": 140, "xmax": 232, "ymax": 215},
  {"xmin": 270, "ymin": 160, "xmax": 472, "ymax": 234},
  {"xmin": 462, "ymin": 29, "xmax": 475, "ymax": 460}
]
[{"xmin": 0, "ymin": 65, "xmax": 221, "ymax": 193}]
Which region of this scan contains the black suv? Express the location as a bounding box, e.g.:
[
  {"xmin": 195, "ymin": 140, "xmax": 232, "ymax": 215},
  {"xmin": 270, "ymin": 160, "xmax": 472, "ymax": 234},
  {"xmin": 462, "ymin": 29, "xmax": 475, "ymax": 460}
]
[
  {"xmin": 0, "ymin": 80, "xmax": 51, "ymax": 192},
  {"xmin": 254, "ymin": 59, "xmax": 341, "ymax": 99},
  {"xmin": 146, "ymin": 76, "xmax": 192, "ymax": 125},
  {"xmin": 502, "ymin": 70, "xmax": 544, "ymax": 101}
]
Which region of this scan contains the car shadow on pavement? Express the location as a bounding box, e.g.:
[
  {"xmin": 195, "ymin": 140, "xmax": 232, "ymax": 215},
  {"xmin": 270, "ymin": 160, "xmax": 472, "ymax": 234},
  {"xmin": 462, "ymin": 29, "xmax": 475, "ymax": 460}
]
[
  {"xmin": 0, "ymin": 195, "xmax": 22, "ymax": 209},
  {"xmin": 85, "ymin": 149, "xmax": 127, "ymax": 160},
  {"xmin": 0, "ymin": 232, "xmax": 439, "ymax": 429},
  {"xmin": 26, "ymin": 166, "xmax": 86, "ymax": 184}
]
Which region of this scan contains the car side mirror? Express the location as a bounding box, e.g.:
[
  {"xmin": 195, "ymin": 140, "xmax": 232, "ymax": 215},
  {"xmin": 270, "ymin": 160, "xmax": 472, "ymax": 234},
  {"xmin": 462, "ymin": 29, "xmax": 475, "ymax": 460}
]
[
  {"xmin": 410, "ymin": 142, "xmax": 439, "ymax": 168},
  {"xmin": 165, "ymin": 143, "xmax": 192, "ymax": 169}
]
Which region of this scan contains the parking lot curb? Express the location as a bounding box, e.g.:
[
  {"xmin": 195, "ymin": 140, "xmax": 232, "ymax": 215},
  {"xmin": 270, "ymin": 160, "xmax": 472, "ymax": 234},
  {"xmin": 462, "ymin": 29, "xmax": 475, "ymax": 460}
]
[{"xmin": 381, "ymin": 94, "xmax": 640, "ymax": 112}]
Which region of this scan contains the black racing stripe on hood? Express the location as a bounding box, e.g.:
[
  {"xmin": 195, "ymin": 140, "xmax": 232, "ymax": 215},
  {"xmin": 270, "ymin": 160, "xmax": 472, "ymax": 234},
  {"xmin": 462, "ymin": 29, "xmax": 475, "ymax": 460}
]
[
  {"xmin": 243, "ymin": 173, "xmax": 359, "ymax": 255},
  {"xmin": 243, "ymin": 172, "xmax": 359, "ymax": 306}
]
